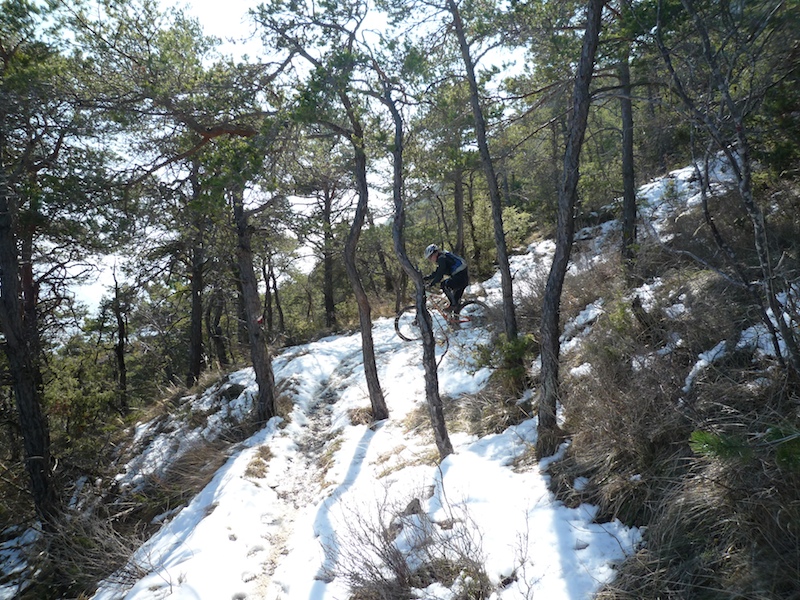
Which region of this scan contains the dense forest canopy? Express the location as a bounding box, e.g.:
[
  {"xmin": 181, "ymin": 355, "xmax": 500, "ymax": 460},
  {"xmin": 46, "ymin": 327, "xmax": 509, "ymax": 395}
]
[{"xmin": 1, "ymin": 0, "xmax": 798, "ymax": 596}]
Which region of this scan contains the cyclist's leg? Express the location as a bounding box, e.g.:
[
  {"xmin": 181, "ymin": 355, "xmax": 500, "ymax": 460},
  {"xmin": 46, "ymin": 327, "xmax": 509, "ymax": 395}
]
[
  {"xmin": 441, "ymin": 281, "xmax": 456, "ymax": 310},
  {"xmin": 450, "ymin": 270, "xmax": 469, "ymax": 310}
]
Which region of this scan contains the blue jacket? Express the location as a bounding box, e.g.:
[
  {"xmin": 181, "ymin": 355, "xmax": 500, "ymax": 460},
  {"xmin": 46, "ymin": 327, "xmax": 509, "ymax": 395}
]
[{"xmin": 424, "ymin": 251, "xmax": 467, "ymax": 285}]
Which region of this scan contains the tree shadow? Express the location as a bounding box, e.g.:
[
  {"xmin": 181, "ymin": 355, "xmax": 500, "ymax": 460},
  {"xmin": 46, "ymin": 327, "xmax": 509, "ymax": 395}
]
[{"xmin": 307, "ymin": 423, "xmax": 379, "ymax": 598}]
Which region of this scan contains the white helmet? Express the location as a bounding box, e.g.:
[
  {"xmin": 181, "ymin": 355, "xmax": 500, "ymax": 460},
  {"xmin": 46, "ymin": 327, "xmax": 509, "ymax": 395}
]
[{"xmin": 424, "ymin": 244, "xmax": 439, "ymax": 259}]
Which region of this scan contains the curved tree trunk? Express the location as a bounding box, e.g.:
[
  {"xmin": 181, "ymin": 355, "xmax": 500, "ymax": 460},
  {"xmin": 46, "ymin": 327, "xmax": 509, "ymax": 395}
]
[
  {"xmin": 255, "ymin": 6, "xmax": 387, "ymax": 419},
  {"xmin": 382, "ymin": 81, "xmax": 452, "ymax": 459},
  {"xmin": 447, "ymin": 0, "xmax": 518, "ymax": 340},
  {"xmin": 538, "ymin": 0, "xmax": 605, "ymax": 458},
  {"xmin": 345, "ymin": 146, "xmax": 389, "ymax": 422},
  {"xmin": 231, "ymin": 187, "xmax": 277, "ymax": 424},
  {"xmin": 326, "ymin": 64, "xmax": 388, "ymax": 421}
]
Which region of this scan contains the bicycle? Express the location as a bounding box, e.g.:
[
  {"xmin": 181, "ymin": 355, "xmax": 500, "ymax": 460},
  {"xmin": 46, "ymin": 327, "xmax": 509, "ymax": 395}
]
[{"xmin": 394, "ymin": 290, "xmax": 490, "ymax": 342}]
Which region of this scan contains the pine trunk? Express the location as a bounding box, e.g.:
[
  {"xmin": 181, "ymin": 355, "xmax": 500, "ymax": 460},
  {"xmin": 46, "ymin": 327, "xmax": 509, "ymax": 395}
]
[
  {"xmin": 620, "ymin": 56, "xmax": 637, "ymax": 274},
  {"xmin": 538, "ymin": 0, "xmax": 605, "ymax": 458},
  {"xmin": 323, "ymin": 192, "xmax": 337, "ymax": 329},
  {"xmin": 447, "ymin": 0, "xmax": 518, "ymax": 340},
  {"xmin": 232, "ymin": 188, "xmax": 277, "ymax": 424},
  {"xmin": 345, "ymin": 147, "xmax": 389, "ymax": 421},
  {"xmin": 113, "ymin": 277, "xmax": 129, "ymax": 415},
  {"xmin": 0, "ymin": 176, "xmax": 57, "ymax": 522},
  {"xmin": 383, "ymin": 83, "xmax": 452, "ymax": 458}
]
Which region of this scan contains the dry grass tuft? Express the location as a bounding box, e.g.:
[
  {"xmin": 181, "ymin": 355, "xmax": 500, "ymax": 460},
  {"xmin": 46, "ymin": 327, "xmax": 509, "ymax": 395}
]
[
  {"xmin": 0, "ymin": 462, "xmax": 35, "ymax": 532},
  {"xmin": 334, "ymin": 489, "xmax": 492, "ymax": 600},
  {"xmin": 553, "ymin": 229, "xmax": 800, "ymax": 598},
  {"xmin": 317, "ymin": 437, "xmax": 344, "ymax": 482},
  {"xmin": 403, "ymin": 404, "xmax": 436, "ymax": 439},
  {"xmin": 598, "ymin": 440, "xmax": 800, "ymax": 599},
  {"xmin": 244, "ymin": 445, "xmax": 273, "ymax": 479},
  {"xmin": 561, "ymin": 255, "xmax": 625, "ymax": 324},
  {"xmin": 275, "ymin": 391, "xmax": 295, "ymax": 422},
  {"xmin": 140, "ymin": 437, "xmax": 231, "ymax": 517},
  {"xmin": 18, "ymin": 508, "xmax": 149, "ymax": 598},
  {"xmin": 444, "ymin": 383, "xmax": 532, "ymax": 438},
  {"xmin": 557, "ymin": 294, "xmax": 693, "ymax": 514},
  {"xmin": 374, "ymin": 446, "xmax": 441, "ymax": 479},
  {"xmin": 348, "ymin": 406, "xmax": 374, "ymax": 426}
]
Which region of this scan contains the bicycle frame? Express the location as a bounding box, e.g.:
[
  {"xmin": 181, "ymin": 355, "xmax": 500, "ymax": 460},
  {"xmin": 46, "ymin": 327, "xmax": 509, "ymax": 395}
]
[
  {"xmin": 394, "ymin": 290, "xmax": 489, "ymax": 343},
  {"xmin": 426, "ymin": 291, "xmax": 460, "ymax": 324}
]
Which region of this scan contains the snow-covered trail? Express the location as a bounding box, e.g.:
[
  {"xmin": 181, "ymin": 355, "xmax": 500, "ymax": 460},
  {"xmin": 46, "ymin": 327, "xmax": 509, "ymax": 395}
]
[
  {"xmin": 253, "ymin": 342, "xmax": 364, "ymax": 596},
  {"xmin": 92, "ymin": 309, "xmax": 640, "ymax": 600},
  {"xmin": 253, "ymin": 319, "xmax": 495, "ymax": 599}
]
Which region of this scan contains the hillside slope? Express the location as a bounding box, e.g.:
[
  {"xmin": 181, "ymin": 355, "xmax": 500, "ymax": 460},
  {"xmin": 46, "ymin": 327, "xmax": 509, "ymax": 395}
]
[
  {"xmin": 89, "ymin": 269, "xmax": 641, "ymax": 599},
  {"xmin": 4, "ymin": 157, "xmax": 797, "ymax": 599}
]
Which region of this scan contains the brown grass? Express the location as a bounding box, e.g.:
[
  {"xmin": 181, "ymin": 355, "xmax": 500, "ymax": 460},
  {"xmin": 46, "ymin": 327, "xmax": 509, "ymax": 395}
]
[
  {"xmin": 21, "ymin": 512, "xmax": 149, "ymax": 599},
  {"xmin": 552, "ymin": 217, "xmax": 800, "ymax": 598},
  {"xmin": 443, "ymin": 383, "xmax": 533, "ymax": 438},
  {"xmin": 245, "ymin": 445, "xmax": 273, "ymax": 479},
  {"xmin": 348, "ymin": 406, "xmax": 374, "ymax": 426},
  {"xmin": 334, "ymin": 489, "xmax": 492, "ymax": 600}
]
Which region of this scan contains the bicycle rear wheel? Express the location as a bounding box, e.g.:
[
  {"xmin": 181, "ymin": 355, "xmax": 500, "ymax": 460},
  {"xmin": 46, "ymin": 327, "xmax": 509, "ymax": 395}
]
[{"xmin": 455, "ymin": 300, "xmax": 489, "ymax": 332}]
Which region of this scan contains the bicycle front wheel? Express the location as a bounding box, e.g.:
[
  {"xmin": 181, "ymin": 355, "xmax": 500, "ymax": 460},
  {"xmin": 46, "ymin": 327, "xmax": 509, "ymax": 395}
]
[
  {"xmin": 395, "ymin": 306, "xmax": 451, "ymax": 344},
  {"xmin": 395, "ymin": 305, "xmax": 421, "ymax": 341}
]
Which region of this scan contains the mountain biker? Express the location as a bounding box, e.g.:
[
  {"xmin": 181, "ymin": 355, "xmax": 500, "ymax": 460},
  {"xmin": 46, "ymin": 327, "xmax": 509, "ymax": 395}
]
[{"xmin": 423, "ymin": 244, "xmax": 469, "ymax": 312}]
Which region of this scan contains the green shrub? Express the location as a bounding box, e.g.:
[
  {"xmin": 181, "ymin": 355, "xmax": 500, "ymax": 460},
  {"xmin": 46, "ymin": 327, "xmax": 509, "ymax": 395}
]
[
  {"xmin": 474, "ymin": 333, "xmax": 538, "ymax": 395},
  {"xmin": 766, "ymin": 427, "xmax": 800, "ymax": 470},
  {"xmin": 689, "ymin": 430, "xmax": 753, "ymax": 461}
]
